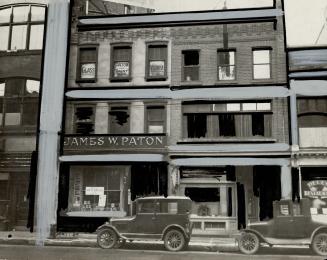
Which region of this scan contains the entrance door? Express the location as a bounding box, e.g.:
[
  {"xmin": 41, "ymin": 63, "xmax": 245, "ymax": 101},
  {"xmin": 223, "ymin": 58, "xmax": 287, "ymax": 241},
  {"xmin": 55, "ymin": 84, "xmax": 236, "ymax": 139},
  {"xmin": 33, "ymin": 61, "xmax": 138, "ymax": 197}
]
[{"xmin": 12, "ymin": 178, "xmax": 29, "ymax": 228}]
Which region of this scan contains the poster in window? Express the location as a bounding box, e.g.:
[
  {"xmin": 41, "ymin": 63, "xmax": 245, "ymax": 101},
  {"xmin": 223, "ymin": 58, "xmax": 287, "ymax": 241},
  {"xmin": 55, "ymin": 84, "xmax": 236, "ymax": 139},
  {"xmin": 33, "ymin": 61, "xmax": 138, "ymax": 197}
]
[
  {"xmin": 114, "ymin": 62, "xmax": 129, "ymax": 77},
  {"xmin": 149, "ymin": 61, "xmax": 165, "ymax": 77},
  {"xmin": 81, "ymin": 63, "xmax": 96, "ymax": 79},
  {"xmin": 302, "ymin": 180, "xmax": 327, "ymax": 214}
]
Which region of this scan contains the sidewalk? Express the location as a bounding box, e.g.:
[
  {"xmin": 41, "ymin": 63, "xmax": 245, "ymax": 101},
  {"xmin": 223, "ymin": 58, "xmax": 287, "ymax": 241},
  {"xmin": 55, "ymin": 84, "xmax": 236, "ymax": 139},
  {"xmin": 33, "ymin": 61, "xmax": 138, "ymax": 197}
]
[{"xmin": 0, "ymin": 231, "xmax": 238, "ymax": 252}]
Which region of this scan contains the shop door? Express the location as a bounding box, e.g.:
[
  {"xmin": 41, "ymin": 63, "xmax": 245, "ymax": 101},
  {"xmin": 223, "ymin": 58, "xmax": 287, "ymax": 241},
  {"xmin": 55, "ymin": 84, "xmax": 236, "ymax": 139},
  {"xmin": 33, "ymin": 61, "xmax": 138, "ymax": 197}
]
[{"xmin": 13, "ymin": 181, "xmax": 29, "ymax": 227}]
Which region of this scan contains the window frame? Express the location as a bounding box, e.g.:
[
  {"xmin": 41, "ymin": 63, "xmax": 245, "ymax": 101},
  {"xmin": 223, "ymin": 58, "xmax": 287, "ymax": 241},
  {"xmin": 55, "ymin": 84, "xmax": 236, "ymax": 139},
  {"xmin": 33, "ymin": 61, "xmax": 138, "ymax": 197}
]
[
  {"xmin": 110, "ymin": 43, "xmax": 132, "ymax": 82},
  {"xmin": 73, "ymin": 104, "xmax": 96, "ymax": 135},
  {"xmin": 252, "ymin": 47, "xmax": 272, "ymax": 80},
  {"xmin": 144, "ymin": 103, "xmax": 166, "ymax": 134},
  {"xmin": 145, "ymin": 42, "xmax": 168, "ymax": 81},
  {"xmin": 108, "ymin": 103, "xmax": 130, "ymax": 134},
  {"xmin": 217, "ymin": 49, "xmax": 236, "ymax": 81},
  {"xmin": 0, "ymin": 4, "xmax": 46, "ymax": 51},
  {"xmin": 76, "ymin": 44, "xmax": 99, "ymax": 83},
  {"xmin": 182, "ymin": 49, "xmax": 200, "ymax": 82}
]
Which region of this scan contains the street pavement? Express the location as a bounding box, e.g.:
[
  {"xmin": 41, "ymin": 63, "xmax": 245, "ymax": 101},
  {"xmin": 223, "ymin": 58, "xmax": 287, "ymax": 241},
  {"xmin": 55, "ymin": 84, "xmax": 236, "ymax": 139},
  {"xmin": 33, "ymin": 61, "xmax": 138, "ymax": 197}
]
[{"xmin": 0, "ymin": 244, "xmax": 324, "ymax": 260}]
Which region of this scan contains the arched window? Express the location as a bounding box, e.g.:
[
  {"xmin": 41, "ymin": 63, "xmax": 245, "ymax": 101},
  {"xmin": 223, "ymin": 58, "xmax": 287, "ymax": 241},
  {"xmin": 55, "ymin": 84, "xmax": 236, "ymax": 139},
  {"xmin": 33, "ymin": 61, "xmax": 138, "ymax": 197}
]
[
  {"xmin": 0, "ymin": 4, "xmax": 45, "ymax": 51},
  {"xmin": 297, "ymin": 98, "xmax": 327, "ymax": 128}
]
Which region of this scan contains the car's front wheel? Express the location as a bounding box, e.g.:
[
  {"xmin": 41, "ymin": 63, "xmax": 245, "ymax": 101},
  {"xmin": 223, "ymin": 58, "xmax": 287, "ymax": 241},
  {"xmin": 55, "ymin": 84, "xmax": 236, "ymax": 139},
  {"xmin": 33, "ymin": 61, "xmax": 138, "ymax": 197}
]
[
  {"xmin": 311, "ymin": 232, "xmax": 327, "ymax": 256},
  {"xmin": 238, "ymin": 232, "xmax": 260, "ymax": 255},
  {"xmin": 164, "ymin": 229, "xmax": 186, "ymax": 252},
  {"xmin": 97, "ymin": 228, "xmax": 118, "ymax": 249}
]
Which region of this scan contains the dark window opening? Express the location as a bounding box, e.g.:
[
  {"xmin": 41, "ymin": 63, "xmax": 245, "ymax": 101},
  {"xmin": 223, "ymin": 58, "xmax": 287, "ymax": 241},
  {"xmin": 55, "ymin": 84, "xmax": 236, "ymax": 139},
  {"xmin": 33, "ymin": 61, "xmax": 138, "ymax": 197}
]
[
  {"xmin": 185, "ymin": 187, "xmax": 220, "ymax": 202},
  {"xmin": 219, "ymin": 114, "xmax": 235, "ymax": 136},
  {"xmin": 109, "ymin": 106, "xmax": 130, "ymax": 134},
  {"xmin": 183, "ymin": 50, "xmax": 199, "ymax": 81},
  {"xmin": 187, "ymin": 114, "xmax": 207, "ymax": 138},
  {"xmin": 74, "ymin": 106, "xmax": 94, "ymax": 134},
  {"xmin": 252, "ymin": 113, "xmax": 265, "ymax": 136}
]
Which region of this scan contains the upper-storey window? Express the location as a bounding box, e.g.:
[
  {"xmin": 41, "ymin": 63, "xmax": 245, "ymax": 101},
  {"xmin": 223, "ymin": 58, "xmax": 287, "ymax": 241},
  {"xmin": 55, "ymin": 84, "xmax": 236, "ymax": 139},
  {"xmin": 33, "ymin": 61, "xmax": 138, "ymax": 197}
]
[
  {"xmin": 0, "ymin": 79, "xmax": 39, "ymax": 127},
  {"xmin": 74, "ymin": 105, "xmax": 95, "ymax": 134},
  {"xmin": 109, "ymin": 105, "xmax": 130, "ymax": 134},
  {"xmin": 182, "ymin": 50, "xmax": 199, "ymax": 82},
  {"xmin": 252, "ymin": 48, "xmax": 271, "ymax": 79},
  {"xmin": 217, "ymin": 50, "xmax": 236, "ymax": 81},
  {"xmin": 111, "ymin": 44, "xmax": 132, "ymax": 81},
  {"xmin": 146, "ymin": 43, "xmax": 167, "ymax": 81},
  {"xmin": 146, "ymin": 105, "xmax": 165, "ymax": 133},
  {"xmin": 0, "ymin": 4, "xmax": 45, "ymax": 51},
  {"xmin": 77, "ymin": 46, "xmax": 98, "ymax": 82}
]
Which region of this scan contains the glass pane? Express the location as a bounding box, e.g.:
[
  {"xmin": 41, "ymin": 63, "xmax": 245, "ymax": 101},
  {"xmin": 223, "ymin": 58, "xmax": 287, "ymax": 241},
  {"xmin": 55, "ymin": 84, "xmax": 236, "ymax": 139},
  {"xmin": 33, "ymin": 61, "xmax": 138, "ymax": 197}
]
[
  {"xmin": 218, "ymin": 51, "xmax": 235, "ymax": 65},
  {"xmin": 29, "ymin": 24, "xmax": 44, "ymax": 50},
  {"xmin": 81, "ymin": 63, "xmax": 96, "ymax": 79},
  {"xmin": 254, "ymin": 64, "xmax": 270, "ymax": 79},
  {"xmin": 0, "ymin": 26, "xmax": 9, "ymax": 50},
  {"xmin": 257, "ymin": 102, "xmax": 271, "ymax": 111},
  {"xmin": 227, "ymin": 103, "xmax": 240, "ymax": 111},
  {"xmin": 31, "ymin": 6, "xmax": 45, "ymax": 21},
  {"xmin": 253, "ymin": 50, "xmax": 270, "ymax": 64},
  {"xmin": 0, "ymin": 83, "xmax": 5, "ymax": 96},
  {"xmin": 22, "ymin": 99, "xmax": 38, "ymax": 125},
  {"xmin": 80, "ymin": 48, "xmax": 96, "ymax": 62},
  {"xmin": 113, "ymin": 47, "xmax": 130, "ymax": 61},
  {"xmin": 13, "ymin": 6, "xmax": 29, "ymax": 23},
  {"xmin": 184, "ymin": 51, "xmax": 199, "ymax": 66},
  {"xmin": 0, "ymin": 7, "xmax": 11, "ymax": 23},
  {"xmin": 26, "ymin": 80, "xmax": 40, "ymax": 95},
  {"xmin": 5, "ymin": 99, "xmax": 21, "ymax": 126},
  {"xmin": 242, "ymin": 103, "xmax": 256, "ymax": 111},
  {"xmin": 148, "ymin": 46, "xmax": 166, "ymax": 60},
  {"xmin": 218, "ymin": 65, "xmax": 235, "ymax": 80},
  {"xmin": 11, "ymin": 25, "xmax": 27, "ymax": 50},
  {"xmin": 5, "ymin": 79, "xmax": 24, "ymax": 96},
  {"xmin": 114, "ymin": 62, "xmax": 129, "ymax": 77},
  {"xmin": 0, "ymin": 99, "xmax": 3, "ymax": 126}
]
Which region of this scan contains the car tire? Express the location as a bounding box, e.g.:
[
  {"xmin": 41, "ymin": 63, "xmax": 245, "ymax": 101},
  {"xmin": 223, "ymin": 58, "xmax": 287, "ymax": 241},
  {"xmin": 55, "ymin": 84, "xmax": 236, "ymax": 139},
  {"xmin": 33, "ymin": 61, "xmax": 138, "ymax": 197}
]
[
  {"xmin": 238, "ymin": 232, "xmax": 260, "ymax": 255},
  {"xmin": 164, "ymin": 229, "xmax": 186, "ymax": 252},
  {"xmin": 97, "ymin": 228, "xmax": 118, "ymax": 249},
  {"xmin": 311, "ymin": 233, "xmax": 327, "ymax": 256}
]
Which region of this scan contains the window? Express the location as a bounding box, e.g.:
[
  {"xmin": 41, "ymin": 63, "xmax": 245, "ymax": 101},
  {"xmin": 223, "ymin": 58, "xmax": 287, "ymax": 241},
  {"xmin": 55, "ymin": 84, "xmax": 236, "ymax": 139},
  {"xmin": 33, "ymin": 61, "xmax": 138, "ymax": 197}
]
[
  {"xmin": 183, "ymin": 102, "xmax": 272, "ymax": 139},
  {"xmin": 297, "ymin": 98, "xmax": 327, "ymax": 127},
  {"xmin": 74, "ymin": 106, "xmax": 95, "ymax": 134},
  {"xmin": 0, "ymin": 79, "xmax": 39, "ymax": 127},
  {"xmin": 146, "ymin": 105, "xmax": 165, "ymax": 133},
  {"xmin": 111, "ymin": 45, "xmax": 132, "ymax": 81},
  {"xmin": 77, "ymin": 46, "xmax": 98, "ymax": 81},
  {"xmin": 0, "ymin": 5, "xmax": 45, "ymax": 51},
  {"xmin": 217, "ymin": 50, "xmax": 235, "ymax": 81},
  {"xmin": 253, "ymin": 49, "xmax": 271, "ymax": 79},
  {"xmin": 138, "ymin": 201, "xmax": 155, "ymax": 213},
  {"xmin": 109, "ymin": 105, "xmax": 130, "ymax": 134},
  {"xmin": 146, "ymin": 44, "xmax": 167, "ymax": 80},
  {"xmin": 182, "ymin": 50, "xmax": 199, "ymax": 81},
  {"xmin": 159, "ymin": 202, "xmax": 178, "ymax": 214}
]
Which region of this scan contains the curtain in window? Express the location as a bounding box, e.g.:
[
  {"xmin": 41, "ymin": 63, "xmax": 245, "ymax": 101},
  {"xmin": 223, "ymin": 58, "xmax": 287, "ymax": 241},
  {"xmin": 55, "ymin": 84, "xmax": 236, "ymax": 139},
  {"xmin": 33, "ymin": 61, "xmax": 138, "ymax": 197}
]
[
  {"xmin": 264, "ymin": 114, "xmax": 272, "ymax": 137},
  {"xmin": 235, "ymin": 114, "xmax": 252, "ymax": 137}
]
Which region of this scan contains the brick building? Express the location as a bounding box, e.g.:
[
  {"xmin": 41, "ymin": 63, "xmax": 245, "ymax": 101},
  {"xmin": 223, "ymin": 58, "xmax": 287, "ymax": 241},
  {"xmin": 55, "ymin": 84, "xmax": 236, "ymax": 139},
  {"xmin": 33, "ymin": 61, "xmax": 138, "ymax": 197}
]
[
  {"xmin": 0, "ymin": 0, "xmax": 47, "ymax": 230},
  {"xmin": 55, "ymin": 0, "xmax": 294, "ymax": 235}
]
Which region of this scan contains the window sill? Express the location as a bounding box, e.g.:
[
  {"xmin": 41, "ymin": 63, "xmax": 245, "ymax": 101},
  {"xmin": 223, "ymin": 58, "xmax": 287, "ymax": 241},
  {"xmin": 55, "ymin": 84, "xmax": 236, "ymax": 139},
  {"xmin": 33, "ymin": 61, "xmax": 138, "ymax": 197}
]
[
  {"xmin": 110, "ymin": 77, "xmax": 131, "ymax": 82},
  {"xmin": 214, "ymin": 80, "xmax": 238, "ymax": 85},
  {"xmin": 145, "ymin": 77, "xmax": 168, "ymax": 82},
  {"xmin": 177, "ymin": 137, "xmax": 276, "ymax": 144},
  {"xmin": 179, "ymin": 81, "xmax": 203, "ymax": 86},
  {"xmin": 76, "ymin": 79, "xmax": 97, "ymax": 83}
]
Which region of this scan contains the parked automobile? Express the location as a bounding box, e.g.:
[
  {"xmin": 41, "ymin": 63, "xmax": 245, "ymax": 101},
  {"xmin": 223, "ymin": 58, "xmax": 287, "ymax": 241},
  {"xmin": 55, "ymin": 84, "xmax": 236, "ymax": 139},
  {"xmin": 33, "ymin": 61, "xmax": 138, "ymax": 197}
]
[
  {"xmin": 96, "ymin": 196, "xmax": 193, "ymax": 251},
  {"xmin": 238, "ymin": 199, "xmax": 327, "ymax": 256}
]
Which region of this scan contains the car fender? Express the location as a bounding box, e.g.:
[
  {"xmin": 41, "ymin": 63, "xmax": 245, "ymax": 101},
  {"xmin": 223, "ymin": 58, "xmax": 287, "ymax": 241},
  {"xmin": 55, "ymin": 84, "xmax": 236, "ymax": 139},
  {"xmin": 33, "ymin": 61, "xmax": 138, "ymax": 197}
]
[
  {"xmin": 240, "ymin": 229, "xmax": 269, "ymax": 244},
  {"xmin": 161, "ymin": 224, "xmax": 189, "ymax": 240},
  {"xmin": 96, "ymin": 224, "xmax": 127, "ymax": 240},
  {"xmin": 310, "ymin": 226, "xmax": 327, "ymax": 243}
]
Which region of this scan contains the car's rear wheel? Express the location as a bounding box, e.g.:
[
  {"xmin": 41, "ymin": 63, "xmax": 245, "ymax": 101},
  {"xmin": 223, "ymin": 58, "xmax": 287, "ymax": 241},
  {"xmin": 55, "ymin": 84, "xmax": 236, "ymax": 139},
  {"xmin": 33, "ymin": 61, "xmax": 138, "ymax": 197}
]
[
  {"xmin": 97, "ymin": 228, "xmax": 118, "ymax": 249},
  {"xmin": 164, "ymin": 229, "xmax": 186, "ymax": 252},
  {"xmin": 238, "ymin": 232, "xmax": 260, "ymax": 255},
  {"xmin": 312, "ymin": 233, "xmax": 327, "ymax": 256}
]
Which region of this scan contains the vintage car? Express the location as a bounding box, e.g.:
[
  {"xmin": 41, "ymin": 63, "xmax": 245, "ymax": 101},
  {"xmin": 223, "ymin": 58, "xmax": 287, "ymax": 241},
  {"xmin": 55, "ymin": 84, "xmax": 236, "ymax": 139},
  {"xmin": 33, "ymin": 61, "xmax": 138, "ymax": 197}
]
[
  {"xmin": 96, "ymin": 196, "xmax": 193, "ymax": 251},
  {"xmin": 238, "ymin": 199, "xmax": 327, "ymax": 256}
]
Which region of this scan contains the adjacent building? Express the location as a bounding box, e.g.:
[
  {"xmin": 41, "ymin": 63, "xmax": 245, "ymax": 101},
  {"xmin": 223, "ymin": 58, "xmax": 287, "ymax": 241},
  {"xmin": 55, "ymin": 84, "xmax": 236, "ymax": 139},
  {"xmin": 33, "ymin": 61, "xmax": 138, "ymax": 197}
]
[
  {"xmin": 56, "ymin": 0, "xmax": 295, "ymax": 235},
  {"xmin": 0, "ymin": 0, "xmax": 47, "ymax": 230}
]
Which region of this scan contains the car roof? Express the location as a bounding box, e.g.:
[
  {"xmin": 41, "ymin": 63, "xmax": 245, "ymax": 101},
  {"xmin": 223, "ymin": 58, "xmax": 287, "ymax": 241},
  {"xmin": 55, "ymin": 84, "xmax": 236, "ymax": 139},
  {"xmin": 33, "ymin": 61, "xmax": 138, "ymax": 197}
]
[{"xmin": 136, "ymin": 196, "xmax": 191, "ymax": 201}]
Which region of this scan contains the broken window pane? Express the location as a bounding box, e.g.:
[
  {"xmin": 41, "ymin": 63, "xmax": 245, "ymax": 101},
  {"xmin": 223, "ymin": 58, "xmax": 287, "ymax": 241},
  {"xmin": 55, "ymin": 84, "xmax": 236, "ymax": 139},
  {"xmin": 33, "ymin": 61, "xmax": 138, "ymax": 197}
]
[
  {"xmin": 74, "ymin": 106, "xmax": 94, "ymax": 134},
  {"xmin": 187, "ymin": 114, "xmax": 207, "ymax": 138},
  {"xmin": 183, "ymin": 50, "xmax": 199, "ymax": 81},
  {"xmin": 26, "ymin": 80, "xmax": 40, "ymax": 95},
  {"xmin": 109, "ymin": 106, "xmax": 130, "ymax": 134},
  {"xmin": 252, "ymin": 113, "xmax": 265, "ymax": 136},
  {"xmin": 219, "ymin": 114, "xmax": 235, "ymax": 136}
]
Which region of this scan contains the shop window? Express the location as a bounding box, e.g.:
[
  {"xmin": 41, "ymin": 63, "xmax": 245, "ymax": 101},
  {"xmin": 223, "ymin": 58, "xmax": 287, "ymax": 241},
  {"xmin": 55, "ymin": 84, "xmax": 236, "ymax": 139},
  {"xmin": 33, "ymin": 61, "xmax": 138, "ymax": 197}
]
[
  {"xmin": 146, "ymin": 106, "xmax": 165, "ymax": 133},
  {"xmin": 111, "ymin": 45, "xmax": 132, "ymax": 81},
  {"xmin": 77, "ymin": 46, "xmax": 98, "ymax": 81},
  {"xmin": 0, "ymin": 5, "xmax": 45, "ymax": 51},
  {"xmin": 74, "ymin": 106, "xmax": 95, "ymax": 134},
  {"xmin": 109, "ymin": 106, "xmax": 130, "ymax": 134},
  {"xmin": 146, "ymin": 44, "xmax": 167, "ymax": 80},
  {"xmin": 182, "ymin": 50, "xmax": 199, "ymax": 81},
  {"xmin": 219, "ymin": 114, "xmax": 236, "ymax": 136},
  {"xmin": 217, "ymin": 50, "xmax": 235, "ymax": 81},
  {"xmin": 253, "ymin": 49, "xmax": 271, "ymax": 79},
  {"xmin": 0, "ymin": 79, "xmax": 40, "ymax": 127}
]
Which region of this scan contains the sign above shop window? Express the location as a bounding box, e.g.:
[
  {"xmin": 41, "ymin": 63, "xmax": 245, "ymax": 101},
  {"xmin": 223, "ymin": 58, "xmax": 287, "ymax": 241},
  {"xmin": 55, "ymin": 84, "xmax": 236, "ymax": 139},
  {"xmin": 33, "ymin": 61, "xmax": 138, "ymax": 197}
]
[
  {"xmin": 81, "ymin": 63, "xmax": 96, "ymax": 79},
  {"xmin": 63, "ymin": 135, "xmax": 167, "ymax": 154},
  {"xmin": 149, "ymin": 61, "xmax": 165, "ymax": 77},
  {"xmin": 114, "ymin": 62, "xmax": 129, "ymax": 77}
]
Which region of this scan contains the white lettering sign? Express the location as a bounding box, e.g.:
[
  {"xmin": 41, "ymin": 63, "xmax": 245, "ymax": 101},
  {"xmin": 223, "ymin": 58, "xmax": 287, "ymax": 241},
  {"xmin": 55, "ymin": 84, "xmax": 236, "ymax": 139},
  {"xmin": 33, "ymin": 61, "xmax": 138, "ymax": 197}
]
[
  {"xmin": 85, "ymin": 187, "xmax": 104, "ymax": 195},
  {"xmin": 149, "ymin": 61, "xmax": 165, "ymax": 77},
  {"xmin": 98, "ymin": 195, "xmax": 107, "ymax": 207},
  {"xmin": 81, "ymin": 63, "xmax": 96, "ymax": 79},
  {"xmin": 114, "ymin": 62, "xmax": 129, "ymax": 77}
]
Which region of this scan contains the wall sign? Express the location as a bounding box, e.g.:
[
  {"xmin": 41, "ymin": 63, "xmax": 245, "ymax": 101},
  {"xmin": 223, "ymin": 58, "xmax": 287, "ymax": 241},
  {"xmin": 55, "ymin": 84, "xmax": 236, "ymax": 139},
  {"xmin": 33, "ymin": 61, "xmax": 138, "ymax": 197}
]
[
  {"xmin": 114, "ymin": 62, "xmax": 129, "ymax": 77},
  {"xmin": 302, "ymin": 180, "xmax": 327, "ymax": 214},
  {"xmin": 81, "ymin": 63, "xmax": 96, "ymax": 79},
  {"xmin": 85, "ymin": 186, "xmax": 104, "ymax": 195},
  {"xmin": 64, "ymin": 135, "xmax": 166, "ymax": 152},
  {"xmin": 149, "ymin": 61, "xmax": 165, "ymax": 77}
]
